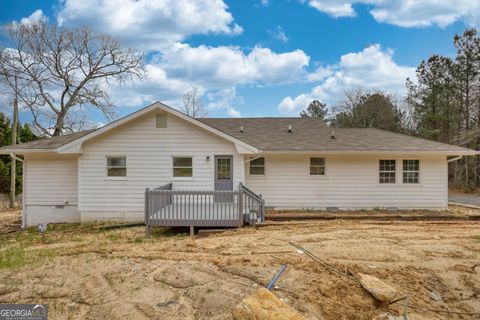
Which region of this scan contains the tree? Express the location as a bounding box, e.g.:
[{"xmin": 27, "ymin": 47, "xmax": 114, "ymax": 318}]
[
  {"xmin": 406, "ymin": 55, "xmax": 457, "ymax": 142},
  {"xmin": 331, "ymin": 90, "xmax": 406, "ymax": 132},
  {"xmin": 0, "ymin": 112, "xmax": 38, "ymax": 194},
  {"xmin": 180, "ymin": 87, "xmax": 207, "ymax": 118},
  {"xmin": 0, "ymin": 20, "xmax": 144, "ymax": 136},
  {"xmin": 300, "ymin": 100, "xmax": 328, "ymax": 120},
  {"xmin": 406, "ymin": 27, "xmax": 480, "ymax": 191}
]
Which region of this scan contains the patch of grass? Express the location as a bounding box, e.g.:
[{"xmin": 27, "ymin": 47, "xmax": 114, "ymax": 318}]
[
  {"xmin": 474, "ymin": 235, "xmax": 480, "ymax": 243},
  {"xmin": 0, "ymin": 244, "xmax": 55, "ymax": 270},
  {"xmin": 150, "ymin": 227, "xmax": 188, "ymax": 238},
  {"xmin": 104, "ymin": 233, "xmax": 121, "ymax": 241},
  {"xmin": 206, "ymin": 288, "xmax": 214, "ymax": 293},
  {"xmin": 71, "ymin": 235, "xmax": 84, "ymax": 242},
  {"xmin": 132, "ymin": 237, "xmax": 144, "ymax": 243}
]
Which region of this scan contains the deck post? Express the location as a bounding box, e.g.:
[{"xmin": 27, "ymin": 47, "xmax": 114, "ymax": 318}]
[
  {"xmin": 190, "ymin": 225, "xmax": 194, "ymax": 237},
  {"xmin": 145, "ymin": 188, "xmax": 150, "ymax": 237},
  {"xmin": 238, "ymin": 191, "xmax": 243, "ymax": 227}
]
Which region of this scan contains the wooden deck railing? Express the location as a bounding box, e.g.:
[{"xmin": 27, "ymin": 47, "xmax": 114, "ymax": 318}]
[
  {"xmin": 239, "ymin": 182, "xmax": 265, "ymax": 223},
  {"xmin": 145, "ymin": 183, "xmax": 265, "ymax": 235}
]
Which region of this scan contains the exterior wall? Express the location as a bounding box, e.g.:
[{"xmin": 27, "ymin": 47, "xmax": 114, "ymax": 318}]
[
  {"xmin": 245, "ymin": 154, "xmax": 448, "ymax": 210},
  {"xmin": 23, "ymin": 154, "xmax": 79, "ymax": 226},
  {"xmin": 78, "ymin": 111, "xmax": 244, "ymax": 222}
]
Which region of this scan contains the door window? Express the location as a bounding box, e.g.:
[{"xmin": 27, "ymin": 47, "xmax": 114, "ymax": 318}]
[{"xmin": 217, "ymin": 158, "xmax": 231, "ymax": 180}]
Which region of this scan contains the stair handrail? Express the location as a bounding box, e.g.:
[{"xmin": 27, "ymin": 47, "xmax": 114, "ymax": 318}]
[
  {"xmin": 154, "ymin": 183, "xmax": 173, "ymax": 191},
  {"xmin": 239, "ymin": 182, "xmax": 262, "ymax": 201},
  {"xmin": 239, "ymin": 182, "xmax": 265, "ymax": 223}
]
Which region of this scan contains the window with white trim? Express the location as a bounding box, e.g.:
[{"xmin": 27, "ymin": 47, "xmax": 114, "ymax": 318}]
[
  {"xmin": 249, "ymin": 157, "xmax": 265, "ymax": 175},
  {"xmin": 403, "ymin": 160, "xmax": 419, "ymax": 184},
  {"xmin": 379, "ymin": 160, "xmax": 396, "ymax": 184},
  {"xmin": 107, "ymin": 157, "xmax": 127, "ymax": 177},
  {"xmin": 173, "ymin": 157, "xmax": 193, "ymax": 177},
  {"xmin": 310, "ymin": 157, "xmax": 325, "ymax": 175}
]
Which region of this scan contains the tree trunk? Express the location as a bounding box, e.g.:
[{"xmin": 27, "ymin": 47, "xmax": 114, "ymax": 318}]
[{"xmin": 53, "ymin": 112, "xmax": 65, "ymax": 136}]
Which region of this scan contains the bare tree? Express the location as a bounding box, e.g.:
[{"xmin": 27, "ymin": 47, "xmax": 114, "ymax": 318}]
[
  {"xmin": 180, "ymin": 87, "xmax": 207, "ymax": 118},
  {"xmin": 0, "ymin": 20, "xmax": 144, "ymax": 136}
]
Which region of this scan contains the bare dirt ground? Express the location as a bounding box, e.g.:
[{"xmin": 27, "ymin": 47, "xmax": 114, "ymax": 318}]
[
  {"xmin": 0, "ymin": 209, "xmax": 21, "ymax": 234},
  {"xmin": 0, "ymin": 211, "xmax": 479, "ymax": 320}
]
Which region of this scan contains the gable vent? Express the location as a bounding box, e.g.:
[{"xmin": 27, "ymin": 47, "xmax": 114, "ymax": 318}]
[{"xmin": 156, "ymin": 113, "xmax": 167, "ymax": 128}]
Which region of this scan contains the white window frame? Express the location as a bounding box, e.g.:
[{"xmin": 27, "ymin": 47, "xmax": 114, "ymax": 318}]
[
  {"xmin": 379, "ymin": 159, "xmax": 396, "ymax": 184},
  {"xmin": 249, "ymin": 157, "xmax": 265, "ymax": 176},
  {"xmin": 106, "ymin": 156, "xmax": 127, "ymax": 179},
  {"xmin": 310, "ymin": 157, "xmax": 326, "ymax": 176},
  {"xmin": 172, "ymin": 156, "xmax": 193, "ymax": 179},
  {"xmin": 402, "ymin": 159, "xmax": 420, "ymax": 184}
]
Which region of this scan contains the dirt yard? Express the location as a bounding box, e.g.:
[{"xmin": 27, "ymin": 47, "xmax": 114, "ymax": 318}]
[{"xmin": 0, "ymin": 211, "xmax": 479, "ymax": 320}]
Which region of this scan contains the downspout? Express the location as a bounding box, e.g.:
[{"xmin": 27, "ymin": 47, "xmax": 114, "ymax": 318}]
[
  {"xmin": 445, "ymin": 155, "xmax": 463, "ymax": 210},
  {"xmin": 242, "ymin": 151, "xmax": 263, "ymax": 191}
]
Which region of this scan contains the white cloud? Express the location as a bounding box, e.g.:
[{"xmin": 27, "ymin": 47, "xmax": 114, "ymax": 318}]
[
  {"xmin": 207, "ymin": 88, "xmax": 243, "ymax": 117},
  {"xmin": 306, "ymin": 1, "xmax": 355, "ymax": 18},
  {"xmin": 12, "ymin": 3, "xmax": 312, "ymax": 118},
  {"xmin": 109, "ymin": 64, "xmax": 192, "ymax": 108},
  {"xmin": 278, "ymin": 93, "xmax": 312, "ymax": 114},
  {"xmin": 227, "ymin": 108, "xmax": 241, "ymax": 118},
  {"xmin": 303, "ymin": 0, "xmax": 480, "ymax": 27},
  {"xmin": 269, "ymin": 26, "xmax": 289, "ymax": 43},
  {"xmin": 56, "ymin": 0, "xmax": 243, "ymax": 49},
  {"xmin": 19, "ymin": 9, "xmax": 48, "ymax": 25},
  {"xmin": 110, "ymin": 44, "xmax": 310, "ymax": 114},
  {"xmin": 155, "ymin": 43, "xmax": 310, "ymax": 87},
  {"xmin": 278, "ymin": 44, "xmax": 416, "ymax": 114}
]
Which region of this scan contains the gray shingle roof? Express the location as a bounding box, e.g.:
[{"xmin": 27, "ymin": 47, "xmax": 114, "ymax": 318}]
[
  {"xmin": 199, "ymin": 117, "xmax": 476, "ymax": 153},
  {"xmin": 0, "ymin": 117, "xmax": 476, "ymax": 155},
  {"xmin": 0, "ymin": 129, "xmax": 95, "ymax": 151}
]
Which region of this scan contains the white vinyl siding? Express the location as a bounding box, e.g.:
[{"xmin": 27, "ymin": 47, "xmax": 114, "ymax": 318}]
[
  {"xmin": 23, "ymin": 155, "xmax": 80, "ymax": 226},
  {"xmin": 24, "ymin": 155, "xmax": 78, "ymax": 205},
  {"xmin": 246, "ymin": 154, "xmax": 447, "ymax": 210},
  {"xmin": 78, "ymin": 111, "xmax": 245, "ymax": 221}
]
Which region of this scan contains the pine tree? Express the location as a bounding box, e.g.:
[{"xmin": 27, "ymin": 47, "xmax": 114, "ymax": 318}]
[{"xmin": 300, "ymin": 100, "xmax": 328, "ymax": 120}]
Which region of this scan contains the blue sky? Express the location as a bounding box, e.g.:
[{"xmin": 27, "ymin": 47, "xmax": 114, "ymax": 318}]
[{"xmin": 0, "ymin": 0, "xmax": 478, "ymax": 125}]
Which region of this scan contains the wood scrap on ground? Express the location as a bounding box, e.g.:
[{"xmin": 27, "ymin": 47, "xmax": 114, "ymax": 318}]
[
  {"xmin": 357, "ymin": 273, "xmax": 397, "ymax": 302},
  {"xmin": 232, "ymin": 288, "xmax": 305, "ymax": 320}
]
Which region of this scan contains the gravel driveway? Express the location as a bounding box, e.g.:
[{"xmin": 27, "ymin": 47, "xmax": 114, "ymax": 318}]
[{"xmin": 449, "ymin": 192, "xmax": 480, "ymax": 207}]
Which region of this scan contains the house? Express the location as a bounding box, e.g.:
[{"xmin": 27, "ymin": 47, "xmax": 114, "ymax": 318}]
[{"xmin": 1, "ymin": 101, "xmax": 478, "ymax": 227}]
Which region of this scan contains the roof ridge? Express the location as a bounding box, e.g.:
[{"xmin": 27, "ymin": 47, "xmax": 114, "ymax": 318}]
[{"xmin": 199, "ymin": 117, "xmax": 312, "ymax": 119}]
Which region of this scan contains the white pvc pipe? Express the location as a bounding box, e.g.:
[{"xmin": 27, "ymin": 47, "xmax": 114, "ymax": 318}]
[{"xmin": 447, "ymin": 155, "xmax": 463, "ymax": 163}]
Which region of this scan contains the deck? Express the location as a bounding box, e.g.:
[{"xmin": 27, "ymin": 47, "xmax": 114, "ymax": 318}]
[{"xmin": 144, "ymin": 183, "xmax": 265, "ymax": 234}]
